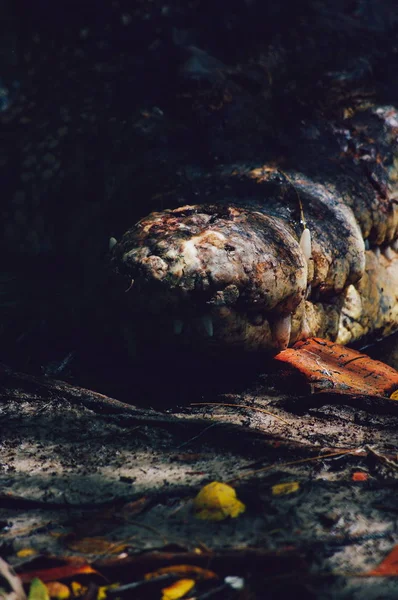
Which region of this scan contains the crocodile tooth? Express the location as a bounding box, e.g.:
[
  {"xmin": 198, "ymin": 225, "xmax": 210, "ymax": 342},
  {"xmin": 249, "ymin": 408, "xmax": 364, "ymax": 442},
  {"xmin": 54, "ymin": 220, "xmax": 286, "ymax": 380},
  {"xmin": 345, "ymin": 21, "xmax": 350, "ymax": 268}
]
[
  {"xmin": 374, "ymin": 247, "xmax": 381, "ymax": 259},
  {"xmin": 109, "ymin": 236, "xmax": 117, "ymax": 250},
  {"xmin": 201, "ymin": 315, "xmax": 214, "ymax": 337},
  {"xmin": 299, "ymin": 228, "xmax": 312, "ymax": 263},
  {"xmin": 364, "ymin": 239, "xmax": 370, "ymax": 250},
  {"xmin": 271, "ymin": 314, "xmax": 292, "ymax": 350},
  {"xmin": 300, "ymin": 308, "xmax": 312, "ymax": 340},
  {"xmin": 393, "ymin": 239, "xmax": 398, "ymax": 252},
  {"xmin": 383, "ymin": 246, "xmax": 394, "ymax": 260},
  {"xmin": 173, "ymin": 319, "xmax": 184, "ymax": 335}
]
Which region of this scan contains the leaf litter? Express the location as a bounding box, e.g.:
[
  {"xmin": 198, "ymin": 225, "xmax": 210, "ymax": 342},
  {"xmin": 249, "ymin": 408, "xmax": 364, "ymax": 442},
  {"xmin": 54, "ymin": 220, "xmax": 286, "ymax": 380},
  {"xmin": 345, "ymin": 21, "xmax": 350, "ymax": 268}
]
[{"xmin": 2, "ymin": 342, "xmax": 398, "ymax": 597}]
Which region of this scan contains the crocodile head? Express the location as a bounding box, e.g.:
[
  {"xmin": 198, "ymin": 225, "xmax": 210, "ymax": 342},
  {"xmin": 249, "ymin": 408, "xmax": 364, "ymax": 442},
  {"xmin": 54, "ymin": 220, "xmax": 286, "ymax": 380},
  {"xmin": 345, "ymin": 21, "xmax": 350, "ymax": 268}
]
[{"xmin": 109, "ymin": 162, "xmax": 398, "ymax": 355}]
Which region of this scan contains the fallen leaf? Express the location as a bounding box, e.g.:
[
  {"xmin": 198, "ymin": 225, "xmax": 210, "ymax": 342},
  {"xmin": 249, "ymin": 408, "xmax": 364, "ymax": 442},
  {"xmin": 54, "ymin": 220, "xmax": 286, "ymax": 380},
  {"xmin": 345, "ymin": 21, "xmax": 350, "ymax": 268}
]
[
  {"xmin": 145, "ymin": 565, "xmax": 217, "ymax": 581},
  {"xmin": 390, "ymin": 390, "xmax": 398, "ymax": 400},
  {"xmin": 365, "ymin": 545, "xmax": 398, "ymax": 576},
  {"xmin": 275, "ymin": 338, "xmax": 398, "ymax": 397},
  {"xmin": 97, "ymin": 583, "xmax": 120, "ymax": 600},
  {"xmin": 161, "ymin": 579, "xmax": 195, "ymax": 600},
  {"xmin": 19, "ymin": 562, "xmax": 98, "ymax": 584},
  {"xmin": 28, "ymin": 579, "xmax": 49, "ymax": 600},
  {"xmin": 44, "ymin": 582, "xmax": 70, "ymax": 600},
  {"xmin": 16, "ymin": 550, "xmax": 37, "ymax": 559},
  {"xmin": 70, "ymin": 582, "xmax": 86, "ymax": 597},
  {"xmin": 272, "ymin": 482, "xmax": 300, "ymax": 496},
  {"xmin": 352, "ymin": 472, "xmax": 369, "ymax": 482},
  {"xmin": 193, "ymin": 482, "xmax": 245, "ymax": 521},
  {"xmin": 225, "ymin": 576, "xmax": 245, "ymax": 590},
  {"xmin": 121, "ymin": 497, "xmax": 150, "ymax": 518}
]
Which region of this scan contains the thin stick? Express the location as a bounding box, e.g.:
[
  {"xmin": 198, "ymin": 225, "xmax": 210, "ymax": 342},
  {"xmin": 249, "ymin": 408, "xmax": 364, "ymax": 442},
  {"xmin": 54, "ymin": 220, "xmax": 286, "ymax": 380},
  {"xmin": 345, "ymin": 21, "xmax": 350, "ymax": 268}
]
[{"xmin": 229, "ymin": 449, "xmax": 358, "ymax": 483}]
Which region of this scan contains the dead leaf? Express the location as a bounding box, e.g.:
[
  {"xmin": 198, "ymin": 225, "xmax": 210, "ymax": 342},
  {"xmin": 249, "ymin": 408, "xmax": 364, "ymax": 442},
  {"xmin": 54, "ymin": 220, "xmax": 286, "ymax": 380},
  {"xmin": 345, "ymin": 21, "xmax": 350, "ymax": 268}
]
[
  {"xmin": 16, "ymin": 550, "xmax": 37, "ymax": 559},
  {"xmin": 272, "ymin": 482, "xmax": 300, "ymax": 496},
  {"xmin": 0, "ymin": 557, "xmax": 27, "ymax": 600},
  {"xmin": 70, "ymin": 582, "xmax": 86, "ymax": 597},
  {"xmin": 44, "ymin": 582, "xmax": 70, "ymax": 600},
  {"xmin": 365, "ymin": 545, "xmax": 398, "ymax": 576},
  {"xmin": 28, "ymin": 579, "xmax": 49, "ymax": 600},
  {"xmin": 97, "ymin": 583, "xmax": 120, "ymax": 600},
  {"xmin": 161, "ymin": 579, "xmax": 195, "ymax": 600},
  {"xmin": 274, "ymin": 338, "xmax": 398, "ymax": 397},
  {"xmin": 120, "ymin": 497, "xmax": 150, "ymax": 518},
  {"xmin": 352, "ymin": 472, "xmax": 369, "ymax": 482},
  {"xmin": 193, "ymin": 482, "xmax": 245, "ymax": 521},
  {"xmin": 19, "ymin": 562, "xmax": 98, "ymax": 585}
]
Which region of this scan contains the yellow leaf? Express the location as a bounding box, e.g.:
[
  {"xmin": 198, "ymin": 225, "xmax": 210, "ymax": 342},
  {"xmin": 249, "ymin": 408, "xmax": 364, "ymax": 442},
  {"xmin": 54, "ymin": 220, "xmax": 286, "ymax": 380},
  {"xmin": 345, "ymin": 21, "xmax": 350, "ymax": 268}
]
[
  {"xmin": 272, "ymin": 482, "xmax": 300, "ymax": 496},
  {"xmin": 28, "ymin": 578, "xmax": 50, "ymax": 600},
  {"xmin": 70, "ymin": 582, "xmax": 86, "ymax": 597},
  {"xmin": 390, "ymin": 390, "xmax": 398, "ymax": 400},
  {"xmin": 97, "ymin": 583, "xmax": 121, "ymax": 600},
  {"xmin": 161, "ymin": 579, "xmax": 195, "ymax": 600},
  {"xmin": 193, "ymin": 482, "xmax": 245, "ymax": 521},
  {"xmin": 45, "ymin": 582, "xmax": 70, "ymax": 600},
  {"xmin": 17, "ymin": 548, "xmax": 37, "ymax": 558}
]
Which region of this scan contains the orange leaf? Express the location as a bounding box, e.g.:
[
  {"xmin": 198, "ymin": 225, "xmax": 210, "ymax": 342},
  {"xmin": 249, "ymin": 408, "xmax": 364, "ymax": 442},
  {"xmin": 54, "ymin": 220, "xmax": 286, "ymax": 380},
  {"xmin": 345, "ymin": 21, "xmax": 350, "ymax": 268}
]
[
  {"xmin": 19, "ymin": 562, "xmax": 98, "ymax": 584},
  {"xmin": 366, "ymin": 546, "xmax": 398, "ymax": 576},
  {"xmin": 274, "ymin": 338, "xmax": 398, "ymax": 397},
  {"xmin": 352, "ymin": 472, "xmax": 369, "ymax": 482}
]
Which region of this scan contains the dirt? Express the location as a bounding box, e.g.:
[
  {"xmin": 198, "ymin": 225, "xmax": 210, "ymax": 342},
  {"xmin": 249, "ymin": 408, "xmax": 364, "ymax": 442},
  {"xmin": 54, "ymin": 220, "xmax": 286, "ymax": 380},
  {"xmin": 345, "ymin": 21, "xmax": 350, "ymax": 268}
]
[{"xmin": 1, "ymin": 358, "xmax": 398, "ymax": 599}]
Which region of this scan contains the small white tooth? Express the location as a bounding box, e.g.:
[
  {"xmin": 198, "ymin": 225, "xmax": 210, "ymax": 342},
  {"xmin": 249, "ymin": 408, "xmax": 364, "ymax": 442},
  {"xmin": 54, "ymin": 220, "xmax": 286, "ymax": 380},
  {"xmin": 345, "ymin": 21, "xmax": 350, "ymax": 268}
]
[
  {"xmin": 299, "ymin": 228, "xmax": 311, "ymax": 263},
  {"xmin": 364, "ymin": 239, "xmax": 370, "ymax": 250},
  {"xmin": 384, "ymin": 246, "xmax": 394, "ymax": 260},
  {"xmin": 201, "ymin": 315, "xmax": 214, "ymax": 337},
  {"xmin": 374, "ymin": 246, "xmax": 381, "ymax": 259},
  {"xmin": 272, "ymin": 314, "xmax": 292, "ymax": 350},
  {"xmin": 173, "ymin": 319, "xmax": 184, "ymax": 335},
  {"xmin": 393, "ymin": 239, "xmax": 398, "ymax": 252},
  {"xmin": 109, "ymin": 236, "xmax": 117, "ymax": 250}
]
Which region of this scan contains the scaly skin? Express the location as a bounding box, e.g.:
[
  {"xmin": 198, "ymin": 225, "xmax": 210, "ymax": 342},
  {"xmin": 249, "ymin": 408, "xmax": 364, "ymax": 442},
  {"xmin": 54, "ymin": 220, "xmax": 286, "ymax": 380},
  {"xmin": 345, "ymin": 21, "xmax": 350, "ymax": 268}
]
[{"xmin": 109, "ymin": 108, "xmax": 398, "ymax": 352}]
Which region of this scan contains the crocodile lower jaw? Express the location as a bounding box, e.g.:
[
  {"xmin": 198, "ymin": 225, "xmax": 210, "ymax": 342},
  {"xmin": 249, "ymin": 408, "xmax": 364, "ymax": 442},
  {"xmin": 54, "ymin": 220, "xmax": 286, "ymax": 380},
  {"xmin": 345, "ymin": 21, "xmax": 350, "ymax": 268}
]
[{"xmin": 117, "ymin": 247, "xmax": 398, "ymax": 354}]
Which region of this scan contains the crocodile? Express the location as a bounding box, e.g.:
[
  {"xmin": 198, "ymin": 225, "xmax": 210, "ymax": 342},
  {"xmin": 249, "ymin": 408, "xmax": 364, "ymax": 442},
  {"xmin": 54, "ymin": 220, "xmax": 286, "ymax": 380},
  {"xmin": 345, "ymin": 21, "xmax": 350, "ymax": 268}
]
[
  {"xmin": 108, "ymin": 107, "xmax": 398, "ymax": 354},
  {"xmin": 1, "ymin": 1, "xmax": 398, "ymax": 371}
]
